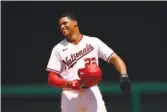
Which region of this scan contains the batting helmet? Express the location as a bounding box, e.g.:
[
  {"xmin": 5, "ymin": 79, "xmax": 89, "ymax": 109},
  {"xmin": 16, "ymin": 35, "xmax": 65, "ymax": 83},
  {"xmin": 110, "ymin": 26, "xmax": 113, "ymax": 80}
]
[{"xmin": 78, "ymin": 64, "xmax": 102, "ymax": 87}]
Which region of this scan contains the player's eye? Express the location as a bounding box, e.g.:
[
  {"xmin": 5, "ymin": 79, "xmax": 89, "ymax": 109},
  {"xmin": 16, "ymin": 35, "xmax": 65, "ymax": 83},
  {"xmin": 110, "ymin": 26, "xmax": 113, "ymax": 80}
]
[
  {"xmin": 60, "ymin": 22, "xmax": 67, "ymax": 26},
  {"xmin": 64, "ymin": 22, "xmax": 68, "ymax": 25},
  {"xmin": 62, "ymin": 22, "xmax": 67, "ymax": 25}
]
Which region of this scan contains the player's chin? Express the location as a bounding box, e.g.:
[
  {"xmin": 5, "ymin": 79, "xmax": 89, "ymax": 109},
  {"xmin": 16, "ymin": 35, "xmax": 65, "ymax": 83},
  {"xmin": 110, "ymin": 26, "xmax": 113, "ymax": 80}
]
[{"xmin": 62, "ymin": 32, "xmax": 69, "ymax": 37}]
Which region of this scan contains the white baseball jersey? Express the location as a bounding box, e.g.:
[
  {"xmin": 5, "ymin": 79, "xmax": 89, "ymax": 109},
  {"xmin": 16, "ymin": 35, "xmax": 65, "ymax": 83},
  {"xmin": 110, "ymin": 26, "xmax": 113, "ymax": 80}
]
[
  {"xmin": 46, "ymin": 35, "xmax": 114, "ymax": 97},
  {"xmin": 46, "ymin": 35, "xmax": 114, "ymax": 79}
]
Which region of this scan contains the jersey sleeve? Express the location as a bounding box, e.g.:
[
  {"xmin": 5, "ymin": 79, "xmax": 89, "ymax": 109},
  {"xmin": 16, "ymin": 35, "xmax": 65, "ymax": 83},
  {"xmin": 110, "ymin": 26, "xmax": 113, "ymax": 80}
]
[
  {"xmin": 96, "ymin": 38, "xmax": 114, "ymax": 63},
  {"xmin": 46, "ymin": 47, "xmax": 62, "ymax": 74}
]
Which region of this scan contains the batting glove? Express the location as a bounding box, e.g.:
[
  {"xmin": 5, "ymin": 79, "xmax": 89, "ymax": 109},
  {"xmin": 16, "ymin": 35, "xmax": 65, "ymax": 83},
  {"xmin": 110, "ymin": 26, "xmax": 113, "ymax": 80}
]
[{"xmin": 120, "ymin": 74, "xmax": 131, "ymax": 95}]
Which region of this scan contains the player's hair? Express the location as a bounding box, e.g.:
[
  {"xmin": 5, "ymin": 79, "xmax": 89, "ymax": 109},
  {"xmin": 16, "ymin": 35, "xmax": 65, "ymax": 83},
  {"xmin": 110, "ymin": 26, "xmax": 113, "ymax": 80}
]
[{"xmin": 59, "ymin": 12, "xmax": 77, "ymax": 21}]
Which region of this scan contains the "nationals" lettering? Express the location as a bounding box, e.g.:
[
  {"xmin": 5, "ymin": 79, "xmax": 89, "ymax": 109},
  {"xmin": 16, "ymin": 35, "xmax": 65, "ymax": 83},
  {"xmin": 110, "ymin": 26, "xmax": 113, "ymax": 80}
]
[{"xmin": 62, "ymin": 44, "xmax": 94, "ymax": 69}]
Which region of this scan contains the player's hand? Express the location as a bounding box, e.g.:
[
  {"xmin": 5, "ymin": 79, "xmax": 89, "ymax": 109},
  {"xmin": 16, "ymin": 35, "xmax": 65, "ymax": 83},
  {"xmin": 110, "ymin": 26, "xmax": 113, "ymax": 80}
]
[
  {"xmin": 66, "ymin": 80, "xmax": 80, "ymax": 90},
  {"xmin": 66, "ymin": 80, "xmax": 88, "ymax": 90},
  {"xmin": 120, "ymin": 74, "xmax": 131, "ymax": 95}
]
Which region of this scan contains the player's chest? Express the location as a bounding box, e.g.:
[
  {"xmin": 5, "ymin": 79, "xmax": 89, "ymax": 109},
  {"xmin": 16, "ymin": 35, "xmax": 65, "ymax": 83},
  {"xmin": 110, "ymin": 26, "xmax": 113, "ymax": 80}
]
[
  {"xmin": 61, "ymin": 43, "xmax": 97, "ymax": 58},
  {"xmin": 60, "ymin": 43, "xmax": 97, "ymax": 66}
]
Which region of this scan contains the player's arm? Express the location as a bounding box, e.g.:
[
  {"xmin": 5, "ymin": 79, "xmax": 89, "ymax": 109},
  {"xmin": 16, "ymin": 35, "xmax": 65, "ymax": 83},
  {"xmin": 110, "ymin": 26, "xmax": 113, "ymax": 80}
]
[
  {"xmin": 46, "ymin": 47, "xmax": 81, "ymax": 90},
  {"xmin": 109, "ymin": 53, "xmax": 131, "ymax": 95},
  {"xmin": 48, "ymin": 71, "xmax": 67, "ymax": 88},
  {"xmin": 108, "ymin": 53, "xmax": 127, "ymax": 76},
  {"xmin": 48, "ymin": 71, "xmax": 82, "ymax": 90},
  {"xmin": 96, "ymin": 37, "xmax": 131, "ymax": 95},
  {"xmin": 48, "ymin": 71, "xmax": 85, "ymax": 90},
  {"xmin": 95, "ymin": 37, "xmax": 128, "ymax": 76}
]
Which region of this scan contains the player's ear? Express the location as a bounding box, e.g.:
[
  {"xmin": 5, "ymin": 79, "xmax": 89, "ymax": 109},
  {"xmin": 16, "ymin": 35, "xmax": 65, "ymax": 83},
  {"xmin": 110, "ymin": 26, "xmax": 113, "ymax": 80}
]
[{"xmin": 73, "ymin": 20, "xmax": 78, "ymax": 27}]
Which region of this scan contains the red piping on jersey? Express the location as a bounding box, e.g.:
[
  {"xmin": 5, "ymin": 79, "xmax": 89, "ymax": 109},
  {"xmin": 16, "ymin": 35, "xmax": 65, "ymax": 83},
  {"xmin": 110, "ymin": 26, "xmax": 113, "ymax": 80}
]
[
  {"xmin": 46, "ymin": 68, "xmax": 61, "ymax": 74},
  {"xmin": 107, "ymin": 52, "xmax": 115, "ymax": 63},
  {"xmin": 75, "ymin": 34, "xmax": 83, "ymax": 45}
]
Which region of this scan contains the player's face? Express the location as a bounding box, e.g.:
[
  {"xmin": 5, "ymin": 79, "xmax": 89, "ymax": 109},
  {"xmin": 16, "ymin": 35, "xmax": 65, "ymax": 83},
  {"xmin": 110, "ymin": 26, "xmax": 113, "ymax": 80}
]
[{"xmin": 59, "ymin": 17, "xmax": 76, "ymax": 37}]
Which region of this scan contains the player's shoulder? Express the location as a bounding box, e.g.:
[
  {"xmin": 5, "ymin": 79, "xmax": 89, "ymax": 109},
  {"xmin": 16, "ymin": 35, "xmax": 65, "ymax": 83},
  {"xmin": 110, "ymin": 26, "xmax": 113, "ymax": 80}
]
[
  {"xmin": 83, "ymin": 35, "xmax": 101, "ymax": 42},
  {"xmin": 84, "ymin": 35, "xmax": 100, "ymax": 41},
  {"xmin": 51, "ymin": 39, "xmax": 67, "ymax": 52}
]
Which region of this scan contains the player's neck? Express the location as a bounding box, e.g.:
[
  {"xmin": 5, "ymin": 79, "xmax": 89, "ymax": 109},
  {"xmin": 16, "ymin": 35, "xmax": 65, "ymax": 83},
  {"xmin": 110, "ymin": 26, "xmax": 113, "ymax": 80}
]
[{"xmin": 68, "ymin": 32, "xmax": 83, "ymax": 45}]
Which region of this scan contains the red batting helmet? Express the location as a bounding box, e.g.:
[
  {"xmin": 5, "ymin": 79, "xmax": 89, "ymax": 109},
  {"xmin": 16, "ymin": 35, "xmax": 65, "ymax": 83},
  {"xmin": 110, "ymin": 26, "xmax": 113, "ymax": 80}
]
[{"xmin": 78, "ymin": 64, "xmax": 102, "ymax": 87}]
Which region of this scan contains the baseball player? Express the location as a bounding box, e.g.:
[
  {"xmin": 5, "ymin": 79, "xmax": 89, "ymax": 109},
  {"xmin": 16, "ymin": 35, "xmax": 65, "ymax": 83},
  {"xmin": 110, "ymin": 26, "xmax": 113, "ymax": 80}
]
[{"xmin": 46, "ymin": 12, "xmax": 130, "ymax": 112}]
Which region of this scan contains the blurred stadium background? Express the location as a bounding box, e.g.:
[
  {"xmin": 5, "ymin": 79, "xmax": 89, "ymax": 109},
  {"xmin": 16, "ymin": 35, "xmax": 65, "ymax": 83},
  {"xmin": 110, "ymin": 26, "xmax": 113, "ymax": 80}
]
[{"xmin": 1, "ymin": 1, "xmax": 167, "ymax": 112}]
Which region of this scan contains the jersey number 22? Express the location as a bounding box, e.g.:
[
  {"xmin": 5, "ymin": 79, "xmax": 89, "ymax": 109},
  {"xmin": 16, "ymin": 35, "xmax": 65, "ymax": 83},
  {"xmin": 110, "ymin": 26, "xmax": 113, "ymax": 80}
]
[{"xmin": 84, "ymin": 57, "xmax": 97, "ymax": 67}]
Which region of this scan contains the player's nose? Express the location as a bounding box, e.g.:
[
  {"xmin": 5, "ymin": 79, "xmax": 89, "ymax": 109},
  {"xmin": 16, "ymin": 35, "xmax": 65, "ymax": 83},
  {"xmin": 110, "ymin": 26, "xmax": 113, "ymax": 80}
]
[
  {"xmin": 60, "ymin": 24, "xmax": 65, "ymax": 29},
  {"xmin": 61, "ymin": 25, "xmax": 67, "ymax": 31}
]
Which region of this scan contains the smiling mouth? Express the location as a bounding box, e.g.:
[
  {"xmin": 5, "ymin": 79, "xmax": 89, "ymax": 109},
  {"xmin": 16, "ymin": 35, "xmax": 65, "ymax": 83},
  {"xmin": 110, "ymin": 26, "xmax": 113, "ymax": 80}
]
[
  {"xmin": 62, "ymin": 29, "xmax": 69, "ymax": 35},
  {"xmin": 63, "ymin": 29, "xmax": 68, "ymax": 31},
  {"xmin": 63, "ymin": 29, "xmax": 68, "ymax": 33}
]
